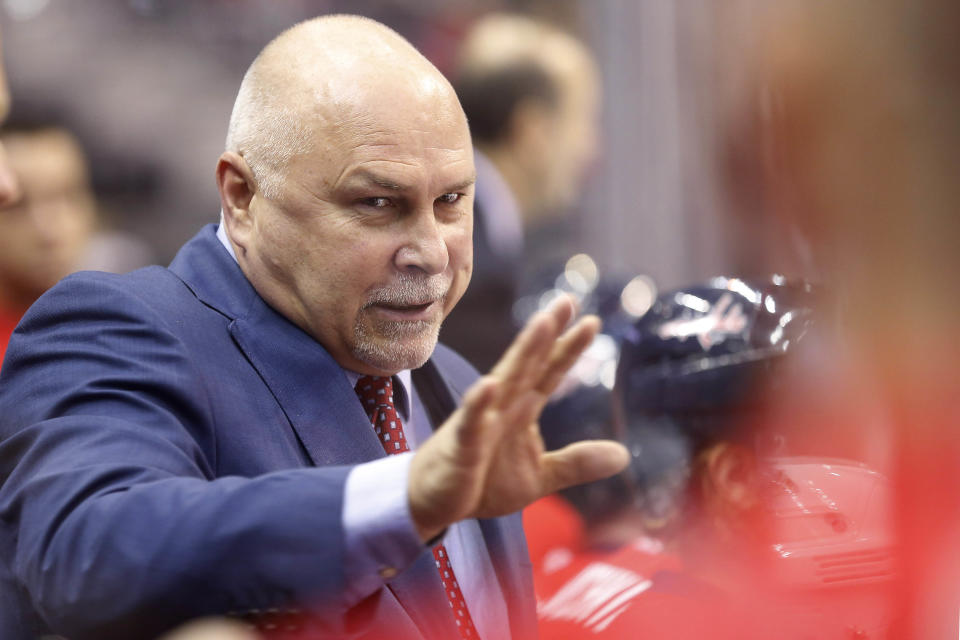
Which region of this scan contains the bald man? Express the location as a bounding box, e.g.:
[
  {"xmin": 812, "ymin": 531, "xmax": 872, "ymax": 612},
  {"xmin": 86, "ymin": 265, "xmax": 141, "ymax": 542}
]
[{"xmin": 0, "ymin": 15, "xmax": 627, "ymax": 640}]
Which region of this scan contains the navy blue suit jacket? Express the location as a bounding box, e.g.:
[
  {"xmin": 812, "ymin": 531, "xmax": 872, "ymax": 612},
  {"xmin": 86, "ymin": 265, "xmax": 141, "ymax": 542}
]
[{"xmin": 0, "ymin": 225, "xmax": 536, "ymax": 640}]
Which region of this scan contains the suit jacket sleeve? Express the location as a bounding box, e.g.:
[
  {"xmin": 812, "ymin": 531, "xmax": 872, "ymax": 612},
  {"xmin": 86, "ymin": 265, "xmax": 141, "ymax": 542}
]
[{"xmin": 0, "ymin": 273, "xmax": 358, "ymax": 640}]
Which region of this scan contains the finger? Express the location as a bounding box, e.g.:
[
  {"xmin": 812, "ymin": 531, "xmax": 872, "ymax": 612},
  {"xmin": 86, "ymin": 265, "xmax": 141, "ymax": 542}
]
[
  {"xmin": 525, "ymin": 294, "xmax": 580, "ymax": 394},
  {"xmin": 536, "ymin": 315, "xmax": 602, "ymax": 395},
  {"xmin": 452, "ymin": 375, "xmax": 500, "ymax": 454},
  {"xmin": 498, "ymin": 389, "xmax": 547, "ymax": 438},
  {"xmin": 488, "ymin": 310, "xmax": 560, "ymax": 408},
  {"xmin": 490, "ymin": 293, "xmax": 576, "ymax": 379},
  {"xmin": 488, "ymin": 294, "xmax": 581, "ymax": 409},
  {"xmin": 539, "ymin": 440, "xmax": 631, "ymax": 494},
  {"xmin": 543, "ymin": 292, "xmax": 577, "ymax": 332}
]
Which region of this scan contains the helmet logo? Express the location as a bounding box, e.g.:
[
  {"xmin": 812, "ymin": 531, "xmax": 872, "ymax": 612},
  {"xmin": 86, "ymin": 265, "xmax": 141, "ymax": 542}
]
[{"xmin": 657, "ymin": 293, "xmax": 749, "ymax": 349}]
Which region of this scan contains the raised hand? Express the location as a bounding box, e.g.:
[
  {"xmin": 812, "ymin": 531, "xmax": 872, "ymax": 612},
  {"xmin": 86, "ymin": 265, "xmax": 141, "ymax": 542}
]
[{"xmin": 408, "ymin": 294, "xmax": 630, "ymax": 541}]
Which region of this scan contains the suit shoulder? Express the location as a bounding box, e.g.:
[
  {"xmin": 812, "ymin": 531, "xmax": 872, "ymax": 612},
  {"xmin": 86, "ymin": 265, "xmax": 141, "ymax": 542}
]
[
  {"xmin": 38, "ymin": 266, "xmax": 184, "ymax": 298},
  {"xmin": 65, "ymin": 266, "xmax": 187, "ymax": 298},
  {"xmin": 24, "ymin": 267, "xmax": 195, "ymax": 323}
]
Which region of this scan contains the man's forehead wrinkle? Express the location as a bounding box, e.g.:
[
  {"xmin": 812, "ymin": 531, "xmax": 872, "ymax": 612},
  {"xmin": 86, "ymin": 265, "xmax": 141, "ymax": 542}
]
[
  {"xmin": 339, "ymin": 167, "xmax": 407, "ymax": 191},
  {"xmin": 328, "ymin": 107, "xmax": 467, "ymax": 149},
  {"xmin": 344, "ymin": 142, "xmax": 470, "ymax": 155},
  {"xmin": 331, "ymin": 159, "xmax": 418, "ymax": 192},
  {"xmin": 331, "ymin": 153, "xmax": 474, "ymax": 193}
]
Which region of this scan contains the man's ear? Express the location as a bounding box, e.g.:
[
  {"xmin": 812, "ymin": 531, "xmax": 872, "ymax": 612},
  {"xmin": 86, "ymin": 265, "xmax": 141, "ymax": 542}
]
[
  {"xmin": 216, "ymin": 151, "xmax": 257, "ymax": 255},
  {"xmin": 701, "ymin": 442, "xmax": 759, "ymax": 515}
]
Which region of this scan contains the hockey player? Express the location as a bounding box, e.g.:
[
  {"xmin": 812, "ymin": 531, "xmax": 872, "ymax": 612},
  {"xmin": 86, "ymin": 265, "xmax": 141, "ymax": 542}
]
[{"xmin": 532, "ymin": 276, "xmax": 893, "ymax": 639}]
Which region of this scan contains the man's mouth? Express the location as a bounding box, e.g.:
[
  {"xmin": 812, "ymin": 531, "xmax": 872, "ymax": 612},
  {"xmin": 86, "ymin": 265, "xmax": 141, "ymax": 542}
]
[
  {"xmin": 364, "ymin": 273, "xmax": 452, "ymax": 324},
  {"xmin": 368, "ymin": 299, "xmax": 439, "ymax": 321},
  {"xmin": 380, "ymin": 301, "xmax": 432, "ymax": 313}
]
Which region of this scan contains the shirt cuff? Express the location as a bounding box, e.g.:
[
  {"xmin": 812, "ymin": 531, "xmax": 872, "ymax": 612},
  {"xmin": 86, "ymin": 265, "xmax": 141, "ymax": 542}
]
[{"xmin": 342, "ymin": 452, "xmax": 423, "ymax": 605}]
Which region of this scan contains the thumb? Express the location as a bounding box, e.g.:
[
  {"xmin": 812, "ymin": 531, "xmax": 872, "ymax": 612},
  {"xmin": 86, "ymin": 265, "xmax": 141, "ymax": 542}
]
[{"xmin": 541, "ymin": 440, "xmax": 631, "ymax": 494}]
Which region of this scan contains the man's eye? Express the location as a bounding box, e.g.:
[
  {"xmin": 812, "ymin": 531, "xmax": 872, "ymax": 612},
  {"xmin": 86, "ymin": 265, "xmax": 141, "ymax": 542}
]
[
  {"xmin": 361, "ymin": 197, "xmax": 392, "ymax": 209},
  {"xmin": 437, "ymin": 193, "xmax": 461, "ymax": 205}
]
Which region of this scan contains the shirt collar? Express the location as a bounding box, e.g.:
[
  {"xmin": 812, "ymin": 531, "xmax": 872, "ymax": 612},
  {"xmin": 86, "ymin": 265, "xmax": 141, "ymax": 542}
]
[{"xmin": 216, "ymin": 212, "xmax": 239, "ymax": 261}]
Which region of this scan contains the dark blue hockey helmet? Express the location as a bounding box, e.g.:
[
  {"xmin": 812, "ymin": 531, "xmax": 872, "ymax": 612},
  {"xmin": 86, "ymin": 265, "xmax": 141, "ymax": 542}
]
[
  {"xmin": 612, "ymin": 275, "xmax": 817, "ymax": 522},
  {"xmin": 616, "ymin": 275, "xmax": 815, "ymax": 426}
]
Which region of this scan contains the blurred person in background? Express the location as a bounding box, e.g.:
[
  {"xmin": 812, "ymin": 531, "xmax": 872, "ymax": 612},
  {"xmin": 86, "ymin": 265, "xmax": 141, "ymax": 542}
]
[
  {"xmin": 440, "ymin": 13, "xmax": 601, "ymax": 372},
  {"xmin": 0, "ymin": 29, "xmax": 19, "ymax": 207},
  {"xmin": 0, "ymin": 125, "xmax": 96, "ymax": 362},
  {"xmin": 0, "ymin": 27, "xmax": 21, "ymax": 361},
  {"xmin": 532, "ymin": 277, "xmax": 893, "ymax": 639},
  {"xmin": 716, "ymin": 0, "xmax": 960, "ymax": 634}
]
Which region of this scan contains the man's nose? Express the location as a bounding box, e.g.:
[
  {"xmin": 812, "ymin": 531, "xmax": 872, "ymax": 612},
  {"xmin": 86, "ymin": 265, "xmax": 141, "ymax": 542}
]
[
  {"xmin": 394, "ymin": 210, "xmax": 450, "ymax": 275},
  {"xmin": 0, "ymin": 141, "xmax": 20, "ymax": 207}
]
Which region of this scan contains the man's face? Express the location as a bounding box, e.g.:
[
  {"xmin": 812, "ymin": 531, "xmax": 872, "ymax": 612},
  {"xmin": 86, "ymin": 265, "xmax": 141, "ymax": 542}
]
[
  {"xmin": 0, "ymin": 130, "xmax": 96, "ymax": 306},
  {"xmin": 239, "ymin": 84, "xmax": 475, "ymax": 375}
]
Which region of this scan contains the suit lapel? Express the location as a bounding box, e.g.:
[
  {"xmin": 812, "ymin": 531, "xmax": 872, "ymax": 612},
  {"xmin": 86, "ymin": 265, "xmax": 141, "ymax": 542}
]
[
  {"xmin": 170, "ymin": 224, "xmax": 385, "ymax": 466},
  {"xmin": 382, "ymin": 550, "xmax": 459, "ymax": 640},
  {"xmin": 228, "ymin": 296, "xmax": 386, "ymax": 466}
]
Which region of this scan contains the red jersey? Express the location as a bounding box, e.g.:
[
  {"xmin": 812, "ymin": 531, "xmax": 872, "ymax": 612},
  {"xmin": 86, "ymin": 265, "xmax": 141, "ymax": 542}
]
[
  {"xmin": 523, "ymin": 494, "xmax": 586, "ymax": 574},
  {"xmin": 533, "ymin": 460, "xmax": 895, "ymax": 639},
  {"xmin": 534, "ymin": 541, "xmax": 741, "ymax": 640}
]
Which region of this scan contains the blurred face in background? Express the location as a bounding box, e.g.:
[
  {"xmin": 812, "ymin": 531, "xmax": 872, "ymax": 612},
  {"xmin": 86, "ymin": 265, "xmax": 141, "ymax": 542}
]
[
  {"xmin": 511, "ymin": 42, "xmax": 601, "ymax": 221},
  {"xmin": 0, "ymin": 129, "xmax": 96, "ymax": 308},
  {"xmin": 542, "ymin": 51, "xmax": 601, "ymax": 212},
  {"xmin": 0, "ymin": 30, "xmax": 20, "ymax": 207}
]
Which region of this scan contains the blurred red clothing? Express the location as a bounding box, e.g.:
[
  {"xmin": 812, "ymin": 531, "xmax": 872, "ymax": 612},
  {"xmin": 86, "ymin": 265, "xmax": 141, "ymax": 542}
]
[
  {"xmin": 531, "ymin": 460, "xmax": 895, "ymax": 639},
  {"xmin": 522, "ymin": 494, "xmax": 586, "ymax": 572},
  {"xmin": 0, "ymin": 306, "xmax": 23, "ymax": 365},
  {"xmin": 535, "ymin": 541, "xmax": 739, "ymax": 640},
  {"xmin": 535, "ymin": 538, "xmax": 893, "ymax": 640}
]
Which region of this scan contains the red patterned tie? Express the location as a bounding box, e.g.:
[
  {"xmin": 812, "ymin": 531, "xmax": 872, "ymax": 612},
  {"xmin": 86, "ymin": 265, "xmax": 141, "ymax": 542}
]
[{"xmin": 355, "ymin": 375, "xmax": 481, "ymax": 640}]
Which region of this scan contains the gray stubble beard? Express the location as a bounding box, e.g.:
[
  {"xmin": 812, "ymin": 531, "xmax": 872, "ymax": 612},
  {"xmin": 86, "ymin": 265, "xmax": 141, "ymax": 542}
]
[{"xmin": 351, "ymin": 272, "xmax": 450, "ymax": 372}]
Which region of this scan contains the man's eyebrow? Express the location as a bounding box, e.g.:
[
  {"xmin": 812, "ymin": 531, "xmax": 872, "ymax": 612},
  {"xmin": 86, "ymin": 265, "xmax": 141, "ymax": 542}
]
[
  {"xmin": 343, "ymin": 170, "xmax": 476, "ymax": 194},
  {"xmin": 345, "ymin": 170, "xmax": 405, "ymax": 191},
  {"xmin": 444, "ymin": 175, "xmax": 477, "ymax": 193}
]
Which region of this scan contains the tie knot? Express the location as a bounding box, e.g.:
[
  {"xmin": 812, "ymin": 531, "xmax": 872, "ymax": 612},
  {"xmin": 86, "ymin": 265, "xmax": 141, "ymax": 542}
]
[{"xmin": 355, "ymin": 375, "xmax": 395, "ymax": 416}]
